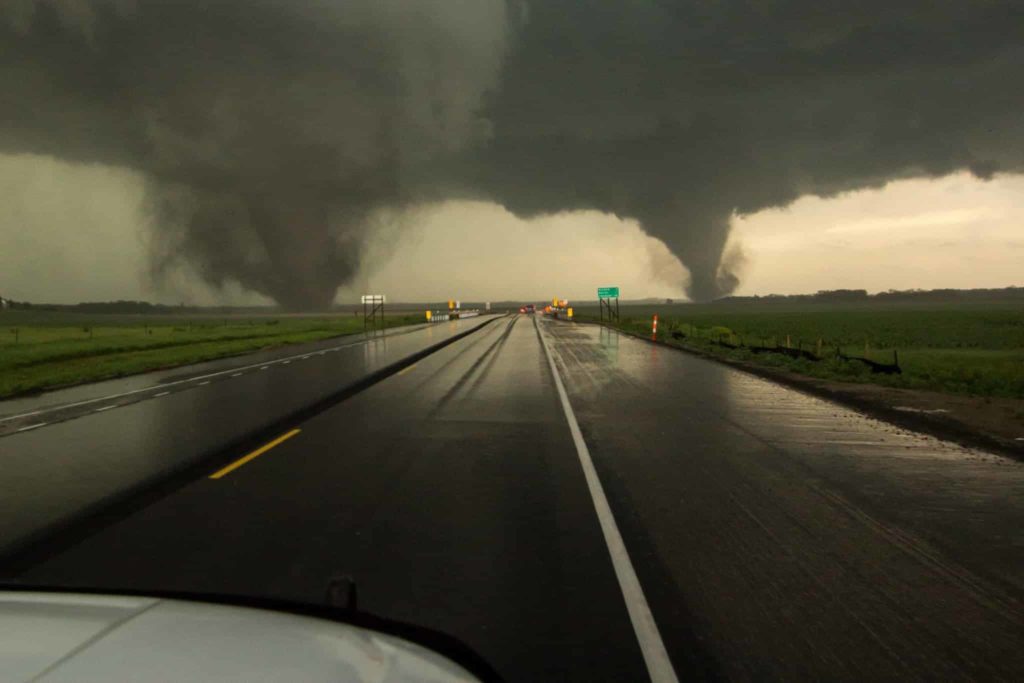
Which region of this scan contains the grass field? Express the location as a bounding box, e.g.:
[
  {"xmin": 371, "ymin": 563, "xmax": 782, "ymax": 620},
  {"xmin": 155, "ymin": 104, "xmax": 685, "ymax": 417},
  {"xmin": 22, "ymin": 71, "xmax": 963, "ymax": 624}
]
[
  {"xmin": 574, "ymin": 302, "xmax": 1024, "ymax": 398},
  {"xmin": 0, "ymin": 310, "xmax": 423, "ymax": 399}
]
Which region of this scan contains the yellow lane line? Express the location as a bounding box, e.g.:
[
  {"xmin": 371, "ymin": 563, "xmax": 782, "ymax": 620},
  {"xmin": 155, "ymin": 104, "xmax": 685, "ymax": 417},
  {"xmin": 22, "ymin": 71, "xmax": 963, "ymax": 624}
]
[
  {"xmin": 209, "ymin": 429, "xmax": 301, "ymax": 479},
  {"xmin": 396, "ymin": 363, "xmax": 417, "ymax": 376}
]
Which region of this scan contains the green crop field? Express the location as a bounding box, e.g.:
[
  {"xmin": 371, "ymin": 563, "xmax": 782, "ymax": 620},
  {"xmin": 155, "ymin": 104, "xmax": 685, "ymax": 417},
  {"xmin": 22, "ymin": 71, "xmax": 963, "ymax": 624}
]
[
  {"xmin": 0, "ymin": 310, "xmax": 423, "ymax": 399},
  {"xmin": 574, "ymin": 302, "xmax": 1024, "ymax": 398}
]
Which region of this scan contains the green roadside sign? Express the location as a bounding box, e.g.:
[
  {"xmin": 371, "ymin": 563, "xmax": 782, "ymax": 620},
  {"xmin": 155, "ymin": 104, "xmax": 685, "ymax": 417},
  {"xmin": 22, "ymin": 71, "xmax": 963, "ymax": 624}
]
[{"xmin": 597, "ymin": 287, "xmax": 619, "ymax": 298}]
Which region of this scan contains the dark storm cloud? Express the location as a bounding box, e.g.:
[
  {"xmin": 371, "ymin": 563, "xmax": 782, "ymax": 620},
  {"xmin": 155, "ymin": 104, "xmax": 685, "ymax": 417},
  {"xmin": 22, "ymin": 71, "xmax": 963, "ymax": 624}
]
[
  {"xmin": 3, "ymin": 1, "xmax": 1022, "ymax": 305},
  {"xmin": 461, "ymin": 1, "xmax": 1024, "ymax": 299},
  {"xmin": 1, "ymin": 0, "xmax": 511, "ymax": 308}
]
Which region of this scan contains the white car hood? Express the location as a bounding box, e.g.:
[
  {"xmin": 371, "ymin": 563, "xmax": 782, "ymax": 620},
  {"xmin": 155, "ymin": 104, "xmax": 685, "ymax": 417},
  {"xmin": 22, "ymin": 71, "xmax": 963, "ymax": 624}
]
[{"xmin": 0, "ymin": 592, "xmax": 479, "ymax": 683}]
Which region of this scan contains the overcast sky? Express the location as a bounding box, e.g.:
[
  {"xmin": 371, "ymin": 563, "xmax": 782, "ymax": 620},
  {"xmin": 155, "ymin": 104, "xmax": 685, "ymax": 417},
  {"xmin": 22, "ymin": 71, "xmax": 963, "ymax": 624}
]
[
  {"xmin": 4, "ymin": 2, "xmax": 1022, "ymax": 308},
  {"xmin": 2, "ymin": 153, "xmax": 1020, "ymax": 304}
]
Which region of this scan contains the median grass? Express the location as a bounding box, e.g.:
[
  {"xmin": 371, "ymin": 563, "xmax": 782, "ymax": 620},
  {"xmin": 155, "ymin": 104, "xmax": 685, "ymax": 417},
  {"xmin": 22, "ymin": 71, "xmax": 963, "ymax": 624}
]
[
  {"xmin": 0, "ymin": 311, "xmax": 423, "ymax": 398},
  {"xmin": 574, "ymin": 303, "xmax": 1024, "ymax": 399}
]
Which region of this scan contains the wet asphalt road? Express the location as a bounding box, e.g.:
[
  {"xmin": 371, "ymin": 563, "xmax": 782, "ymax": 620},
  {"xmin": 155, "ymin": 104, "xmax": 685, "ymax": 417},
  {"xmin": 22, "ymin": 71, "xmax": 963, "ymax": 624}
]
[
  {"xmin": 0, "ymin": 316, "xmax": 497, "ymax": 558},
  {"xmin": 7, "ymin": 316, "xmax": 1024, "ymax": 681}
]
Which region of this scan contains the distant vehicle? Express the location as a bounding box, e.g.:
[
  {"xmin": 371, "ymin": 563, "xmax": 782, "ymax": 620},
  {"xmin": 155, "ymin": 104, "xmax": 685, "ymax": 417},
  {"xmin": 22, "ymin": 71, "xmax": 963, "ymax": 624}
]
[{"xmin": 520, "ymin": 304, "xmax": 535, "ymax": 314}]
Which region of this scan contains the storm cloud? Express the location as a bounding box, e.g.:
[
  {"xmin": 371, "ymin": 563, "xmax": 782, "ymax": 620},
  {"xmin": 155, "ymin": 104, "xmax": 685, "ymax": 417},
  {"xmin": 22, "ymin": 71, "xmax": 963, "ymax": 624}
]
[{"xmin": 3, "ymin": 1, "xmax": 1022, "ymax": 306}]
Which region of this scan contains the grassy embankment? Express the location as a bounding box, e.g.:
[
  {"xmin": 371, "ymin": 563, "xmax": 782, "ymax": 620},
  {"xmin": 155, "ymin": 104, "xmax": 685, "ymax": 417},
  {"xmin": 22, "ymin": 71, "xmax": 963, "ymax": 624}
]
[
  {"xmin": 574, "ymin": 302, "xmax": 1024, "ymax": 399},
  {"xmin": 0, "ymin": 310, "xmax": 423, "ymax": 399}
]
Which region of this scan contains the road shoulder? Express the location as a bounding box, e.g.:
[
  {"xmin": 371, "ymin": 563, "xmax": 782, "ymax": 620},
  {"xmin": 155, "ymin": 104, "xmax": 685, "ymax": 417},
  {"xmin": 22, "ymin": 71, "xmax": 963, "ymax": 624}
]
[{"xmin": 570, "ymin": 319, "xmax": 1024, "ymax": 460}]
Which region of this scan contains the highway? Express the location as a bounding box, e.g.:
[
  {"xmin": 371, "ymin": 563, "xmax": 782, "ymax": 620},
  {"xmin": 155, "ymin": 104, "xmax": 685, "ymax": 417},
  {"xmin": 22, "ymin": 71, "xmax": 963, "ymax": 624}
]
[
  {"xmin": 0, "ymin": 316, "xmax": 497, "ymax": 558},
  {"xmin": 3, "ymin": 315, "xmax": 1024, "ymax": 681}
]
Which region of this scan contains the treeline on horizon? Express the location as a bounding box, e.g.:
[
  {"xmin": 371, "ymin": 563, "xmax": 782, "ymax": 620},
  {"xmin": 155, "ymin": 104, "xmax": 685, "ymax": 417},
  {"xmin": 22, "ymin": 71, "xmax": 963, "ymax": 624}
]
[
  {"xmin": 1, "ymin": 286, "xmax": 1022, "ymax": 314},
  {"xmin": 717, "ymin": 286, "xmax": 1024, "ymax": 304},
  {"xmin": 0, "ymin": 299, "xmax": 273, "ymax": 314}
]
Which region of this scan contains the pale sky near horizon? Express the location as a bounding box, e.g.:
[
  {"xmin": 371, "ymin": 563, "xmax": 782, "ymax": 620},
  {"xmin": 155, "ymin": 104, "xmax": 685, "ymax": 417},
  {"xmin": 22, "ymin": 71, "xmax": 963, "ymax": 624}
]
[{"xmin": 1, "ymin": 153, "xmax": 1021, "ymax": 305}]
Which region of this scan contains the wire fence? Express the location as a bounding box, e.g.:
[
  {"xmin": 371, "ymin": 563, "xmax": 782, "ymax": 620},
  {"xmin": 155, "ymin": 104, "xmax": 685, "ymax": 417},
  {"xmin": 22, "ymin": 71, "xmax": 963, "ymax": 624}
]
[{"xmin": 664, "ymin": 322, "xmax": 902, "ymax": 374}]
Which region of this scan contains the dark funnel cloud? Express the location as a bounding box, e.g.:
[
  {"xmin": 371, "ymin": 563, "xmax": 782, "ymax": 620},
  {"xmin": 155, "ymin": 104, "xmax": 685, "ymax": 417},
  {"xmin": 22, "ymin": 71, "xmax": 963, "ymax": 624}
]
[
  {"xmin": 3, "ymin": 1, "xmax": 1023, "ymax": 304},
  {"xmin": 1, "ymin": 0, "xmax": 511, "ymax": 308}
]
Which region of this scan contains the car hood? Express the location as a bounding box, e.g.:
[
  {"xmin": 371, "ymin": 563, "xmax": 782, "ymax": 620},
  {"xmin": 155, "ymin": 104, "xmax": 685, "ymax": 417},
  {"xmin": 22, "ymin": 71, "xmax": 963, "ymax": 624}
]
[{"xmin": 0, "ymin": 591, "xmax": 479, "ymax": 682}]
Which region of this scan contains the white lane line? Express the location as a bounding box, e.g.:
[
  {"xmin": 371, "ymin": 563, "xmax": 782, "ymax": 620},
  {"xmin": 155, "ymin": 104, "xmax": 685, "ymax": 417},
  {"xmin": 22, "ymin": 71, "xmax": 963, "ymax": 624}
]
[
  {"xmin": 17, "ymin": 423, "xmax": 47, "ymax": 432},
  {"xmin": 282, "ymin": 361, "xmax": 291, "ymax": 365},
  {"xmin": 231, "ymin": 373, "xmax": 243, "ymax": 377},
  {"xmin": 0, "ymin": 319, "xmax": 491, "ymax": 425},
  {"xmin": 155, "ymin": 391, "xmax": 170, "ymax": 397},
  {"xmin": 94, "ymin": 405, "xmax": 117, "ymax": 412},
  {"xmin": 198, "ymin": 381, "xmax": 210, "ymax": 386},
  {"xmin": 0, "ymin": 335, "xmax": 392, "ymax": 424},
  {"xmin": 537, "ymin": 319, "xmax": 679, "ymax": 683}
]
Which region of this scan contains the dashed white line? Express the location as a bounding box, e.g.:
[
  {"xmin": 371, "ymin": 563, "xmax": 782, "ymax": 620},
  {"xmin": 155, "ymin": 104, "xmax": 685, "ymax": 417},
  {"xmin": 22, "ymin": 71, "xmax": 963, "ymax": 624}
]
[
  {"xmin": 282, "ymin": 361, "xmax": 291, "ymax": 365},
  {"xmin": 537, "ymin": 319, "xmax": 679, "ymax": 683},
  {"xmin": 231, "ymin": 373, "xmax": 243, "ymax": 377},
  {"xmin": 0, "ymin": 320, "xmax": 493, "ymax": 426},
  {"xmin": 198, "ymin": 380, "xmax": 210, "ymax": 386},
  {"xmin": 94, "ymin": 405, "xmax": 117, "ymax": 412},
  {"xmin": 17, "ymin": 423, "xmax": 47, "ymax": 432},
  {"xmin": 0, "ymin": 336, "xmax": 386, "ymax": 424},
  {"xmin": 155, "ymin": 391, "xmax": 170, "ymax": 397}
]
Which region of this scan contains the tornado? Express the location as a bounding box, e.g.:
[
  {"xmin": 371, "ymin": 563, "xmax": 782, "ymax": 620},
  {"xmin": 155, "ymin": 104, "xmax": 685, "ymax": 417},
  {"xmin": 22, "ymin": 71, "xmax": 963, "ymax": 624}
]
[{"xmin": 3, "ymin": 1, "xmax": 1022, "ymax": 304}]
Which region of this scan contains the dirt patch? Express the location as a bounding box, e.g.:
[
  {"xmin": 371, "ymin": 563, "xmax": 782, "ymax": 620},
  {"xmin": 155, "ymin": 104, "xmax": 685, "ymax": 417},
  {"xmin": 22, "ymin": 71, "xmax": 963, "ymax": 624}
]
[
  {"xmin": 741, "ymin": 366, "xmax": 1024, "ymax": 459},
  {"xmin": 584, "ymin": 321, "xmax": 1024, "ymax": 460}
]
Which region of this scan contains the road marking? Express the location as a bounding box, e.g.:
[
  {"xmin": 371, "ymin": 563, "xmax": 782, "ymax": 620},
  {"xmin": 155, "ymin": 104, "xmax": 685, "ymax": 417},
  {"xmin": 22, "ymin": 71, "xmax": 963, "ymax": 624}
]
[
  {"xmin": 155, "ymin": 391, "xmax": 170, "ymax": 397},
  {"xmin": 282, "ymin": 361, "xmax": 291, "ymax": 365},
  {"xmin": 231, "ymin": 373, "xmax": 242, "ymax": 378},
  {"xmin": 0, "ymin": 334, "xmax": 394, "ymax": 424},
  {"xmin": 537, "ymin": 320, "xmax": 679, "ymax": 683},
  {"xmin": 0, "ymin": 318, "xmax": 495, "ymax": 426},
  {"xmin": 94, "ymin": 405, "xmax": 116, "ymax": 412},
  {"xmin": 18, "ymin": 423, "xmax": 47, "ymax": 432},
  {"xmin": 209, "ymin": 429, "xmax": 301, "ymax": 479},
  {"xmin": 198, "ymin": 380, "xmax": 210, "ymax": 386},
  {"xmin": 396, "ymin": 363, "xmax": 417, "ymax": 376}
]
